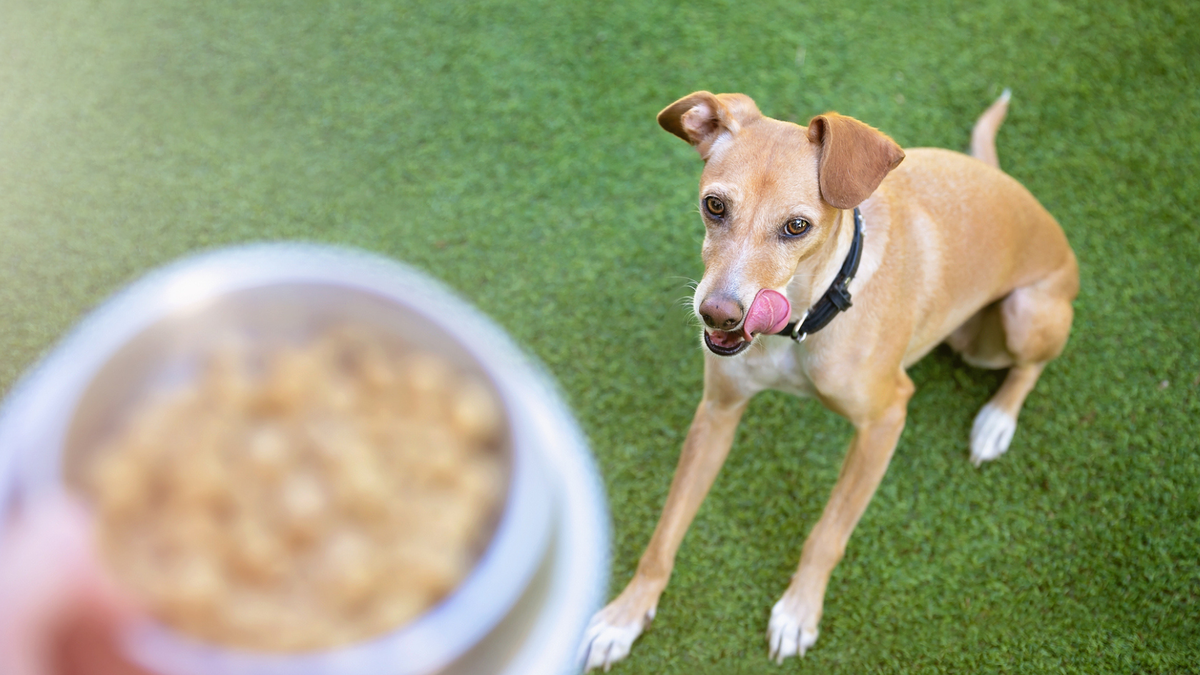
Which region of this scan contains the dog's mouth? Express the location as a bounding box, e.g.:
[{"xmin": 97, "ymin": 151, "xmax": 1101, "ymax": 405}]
[
  {"xmin": 704, "ymin": 328, "xmax": 753, "ymax": 356},
  {"xmin": 701, "ymin": 289, "xmax": 792, "ymax": 357}
]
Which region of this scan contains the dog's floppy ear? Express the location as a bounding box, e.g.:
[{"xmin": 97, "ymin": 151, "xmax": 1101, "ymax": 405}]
[
  {"xmin": 658, "ymin": 91, "xmax": 762, "ymax": 160},
  {"xmin": 806, "ymin": 113, "xmax": 905, "ymax": 209}
]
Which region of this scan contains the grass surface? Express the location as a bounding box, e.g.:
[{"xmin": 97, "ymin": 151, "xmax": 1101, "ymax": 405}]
[{"xmin": 2, "ymin": 0, "xmax": 1198, "ymax": 672}]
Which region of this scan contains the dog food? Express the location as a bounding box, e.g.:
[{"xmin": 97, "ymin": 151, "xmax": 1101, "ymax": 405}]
[{"xmin": 87, "ymin": 326, "xmax": 507, "ymax": 651}]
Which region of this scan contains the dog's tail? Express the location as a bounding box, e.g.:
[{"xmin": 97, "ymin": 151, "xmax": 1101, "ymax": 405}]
[{"xmin": 970, "ymin": 89, "xmax": 1011, "ymax": 169}]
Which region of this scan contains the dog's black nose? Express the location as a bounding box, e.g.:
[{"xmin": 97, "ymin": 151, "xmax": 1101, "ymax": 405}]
[{"xmin": 699, "ymin": 295, "xmax": 743, "ymax": 331}]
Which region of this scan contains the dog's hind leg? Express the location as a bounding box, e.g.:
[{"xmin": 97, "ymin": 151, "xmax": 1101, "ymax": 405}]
[
  {"xmin": 970, "ymin": 252, "xmax": 1078, "ymax": 466},
  {"xmin": 946, "ymin": 300, "xmax": 1015, "ymax": 370}
]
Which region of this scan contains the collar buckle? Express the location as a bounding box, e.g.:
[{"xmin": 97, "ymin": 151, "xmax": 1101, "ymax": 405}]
[{"xmin": 826, "ymin": 281, "xmax": 853, "ymax": 312}]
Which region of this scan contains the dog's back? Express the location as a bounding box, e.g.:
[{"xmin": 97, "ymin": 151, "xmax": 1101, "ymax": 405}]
[{"xmin": 860, "ymin": 95, "xmax": 1074, "ymax": 362}]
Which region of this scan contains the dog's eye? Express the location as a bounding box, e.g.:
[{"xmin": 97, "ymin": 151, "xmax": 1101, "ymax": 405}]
[
  {"xmin": 783, "ymin": 218, "xmax": 811, "ymax": 237},
  {"xmin": 704, "ymin": 196, "xmax": 725, "ymax": 218}
]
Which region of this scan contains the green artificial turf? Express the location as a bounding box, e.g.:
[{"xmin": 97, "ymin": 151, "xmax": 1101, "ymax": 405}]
[{"xmin": 2, "ymin": 0, "xmax": 1198, "ymax": 672}]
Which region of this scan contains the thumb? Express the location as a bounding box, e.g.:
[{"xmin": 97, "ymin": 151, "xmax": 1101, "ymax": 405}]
[{"xmin": 0, "ymin": 492, "xmax": 149, "ymax": 675}]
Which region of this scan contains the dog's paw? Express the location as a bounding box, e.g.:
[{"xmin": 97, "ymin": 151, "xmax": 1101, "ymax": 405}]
[
  {"xmin": 767, "ymin": 599, "xmax": 819, "ymax": 664},
  {"xmin": 970, "ymin": 403, "xmax": 1016, "ymax": 467},
  {"xmin": 578, "ymin": 608, "xmax": 652, "ymax": 672}
]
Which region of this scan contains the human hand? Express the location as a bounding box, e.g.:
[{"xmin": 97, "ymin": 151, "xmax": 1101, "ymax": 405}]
[{"xmin": 0, "ymin": 493, "xmax": 149, "ymax": 675}]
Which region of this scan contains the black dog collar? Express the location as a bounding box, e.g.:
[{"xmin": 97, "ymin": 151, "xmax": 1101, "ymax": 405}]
[{"xmin": 776, "ymin": 206, "xmax": 864, "ymax": 343}]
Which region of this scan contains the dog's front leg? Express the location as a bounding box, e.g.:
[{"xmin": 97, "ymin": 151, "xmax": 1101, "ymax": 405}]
[
  {"xmin": 768, "ymin": 372, "xmax": 914, "ymax": 663},
  {"xmin": 581, "ymin": 365, "xmax": 750, "ymax": 671}
]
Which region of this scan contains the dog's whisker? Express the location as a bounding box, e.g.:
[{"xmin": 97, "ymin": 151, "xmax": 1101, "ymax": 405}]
[{"xmin": 667, "ymin": 276, "xmax": 701, "ymax": 292}]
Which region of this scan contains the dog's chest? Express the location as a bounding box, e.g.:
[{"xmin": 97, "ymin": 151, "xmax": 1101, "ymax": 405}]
[{"xmin": 735, "ymin": 337, "xmax": 818, "ymax": 398}]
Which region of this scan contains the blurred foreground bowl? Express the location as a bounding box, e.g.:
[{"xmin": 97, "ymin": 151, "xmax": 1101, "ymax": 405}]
[{"xmin": 0, "ymin": 244, "xmax": 609, "ymax": 675}]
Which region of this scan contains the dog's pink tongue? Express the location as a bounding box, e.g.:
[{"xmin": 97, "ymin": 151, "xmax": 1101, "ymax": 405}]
[{"xmin": 744, "ymin": 289, "xmax": 792, "ymax": 337}]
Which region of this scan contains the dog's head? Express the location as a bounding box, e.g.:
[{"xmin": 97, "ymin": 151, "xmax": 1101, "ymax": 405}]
[{"xmin": 659, "ymin": 91, "xmax": 904, "ymax": 357}]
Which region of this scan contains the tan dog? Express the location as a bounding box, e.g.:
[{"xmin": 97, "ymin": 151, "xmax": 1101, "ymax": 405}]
[{"xmin": 580, "ymin": 91, "xmax": 1078, "ymax": 669}]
